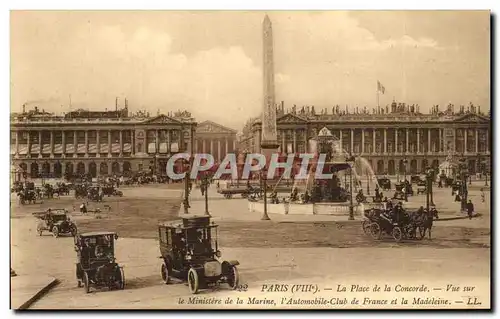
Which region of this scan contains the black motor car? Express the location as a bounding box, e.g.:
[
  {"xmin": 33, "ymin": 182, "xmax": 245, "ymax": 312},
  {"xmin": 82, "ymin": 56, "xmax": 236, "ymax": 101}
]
[
  {"xmin": 74, "ymin": 231, "xmax": 125, "ymax": 293},
  {"xmin": 158, "ymin": 215, "xmax": 240, "ymax": 294}
]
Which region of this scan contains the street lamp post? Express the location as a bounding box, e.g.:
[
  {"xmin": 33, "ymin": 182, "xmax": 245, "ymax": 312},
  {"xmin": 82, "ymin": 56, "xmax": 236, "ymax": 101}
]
[
  {"xmin": 429, "ymin": 168, "xmax": 435, "ymax": 206},
  {"xmin": 403, "ymin": 158, "xmax": 408, "ymax": 202},
  {"xmin": 426, "ymin": 167, "xmax": 432, "ymax": 211},
  {"xmin": 344, "ymin": 171, "xmax": 347, "ymax": 189},
  {"xmin": 484, "ymin": 159, "xmax": 489, "ymax": 186},
  {"xmin": 202, "ymin": 174, "xmax": 210, "ymax": 216},
  {"xmin": 366, "ymin": 174, "xmax": 370, "ymax": 195},
  {"xmin": 261, "ymin": 168, "xmax": 271, "ymax": 221},
  {"xmin": 459, "ymin": 157, "xmax": 468, "ymax": 212},
  {"xmin": 183, "ymin": 160, "xmax": 190, "ymax": 214},
  {"xmin": 346, "ymin": 155, "xmax": 355, "ymax": 220}
]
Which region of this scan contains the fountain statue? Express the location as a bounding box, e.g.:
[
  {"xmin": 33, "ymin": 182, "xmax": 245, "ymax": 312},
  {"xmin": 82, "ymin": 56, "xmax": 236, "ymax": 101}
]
[{"xmin": 291, "ymin": 127, "xmax": 352, "ymax": 203}]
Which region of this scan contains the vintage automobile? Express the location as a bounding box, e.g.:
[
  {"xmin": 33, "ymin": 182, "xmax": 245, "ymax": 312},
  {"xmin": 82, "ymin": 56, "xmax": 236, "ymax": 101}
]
[
  {"xmin": 74, "ymin": 231, "xmax": 125, "ymax": 293},
  {"xmin": 377, "ymin": 177, "xmax": 391, "ymax": 191},
  {"xmin": 33, "ymin": 209, "xmax": 77, "ymax": 237},
  {"xmin": 411, "ymin": 175, "xmax": 426, "ymax": 184},
  {"xmin": 158, "ymin": 215, "xmax": 240, "ymax": 294},
  {"xmin": 416, "ymin": 180, "xmax": 427, "ymax": 195}
]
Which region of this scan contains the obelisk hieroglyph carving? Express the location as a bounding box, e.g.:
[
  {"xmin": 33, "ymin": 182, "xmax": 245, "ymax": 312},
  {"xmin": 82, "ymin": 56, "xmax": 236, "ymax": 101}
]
[{"xmin": 261, "ymin": 14, "xmax": 279, "ymax": 156}]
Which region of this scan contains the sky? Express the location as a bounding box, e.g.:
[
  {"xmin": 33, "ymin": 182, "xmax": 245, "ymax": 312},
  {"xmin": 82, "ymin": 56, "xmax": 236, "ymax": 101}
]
[{"xmin": 10, "ymin": 11, "xmax": 490, "ymax": 129}]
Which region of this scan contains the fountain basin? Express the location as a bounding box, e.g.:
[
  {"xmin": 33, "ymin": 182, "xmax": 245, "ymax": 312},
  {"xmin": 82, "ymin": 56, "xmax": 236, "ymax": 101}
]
[{"xmin": 247, "ymin": 201, "xmax": 382, "ymax": 216}]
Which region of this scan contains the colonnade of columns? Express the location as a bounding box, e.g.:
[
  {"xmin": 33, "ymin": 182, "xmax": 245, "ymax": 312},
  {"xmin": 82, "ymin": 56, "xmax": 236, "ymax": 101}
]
[
  {"xmin": 12, "ymin": 129, "xmax": 185, "ymax": 157},
  {"xmin": 272, "ymin": 127, "xmax": 488, "ymax": 155},
  {"xmin": 196, "ymin": 137, "xmax": 237, "ymax": 162}
]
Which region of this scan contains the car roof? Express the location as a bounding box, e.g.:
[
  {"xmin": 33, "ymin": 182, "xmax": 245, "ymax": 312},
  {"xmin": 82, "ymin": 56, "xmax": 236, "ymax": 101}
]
[
  {"xmin": 50, "ymin": 211, "xmax": 67, "ymax": 215},
  {"xmin": 158, "ymin": 215, "xmax": 217, "ymax": 229},
  {"xmin": 80, "ymin": 231, "xmax": 116, "ymax": 237}
]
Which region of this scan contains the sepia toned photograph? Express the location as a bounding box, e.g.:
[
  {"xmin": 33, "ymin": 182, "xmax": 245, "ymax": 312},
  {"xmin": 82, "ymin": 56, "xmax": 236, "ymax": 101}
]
[{"xmin": 9, "ymin": 10, "xmax": 491, "ymax": 310}]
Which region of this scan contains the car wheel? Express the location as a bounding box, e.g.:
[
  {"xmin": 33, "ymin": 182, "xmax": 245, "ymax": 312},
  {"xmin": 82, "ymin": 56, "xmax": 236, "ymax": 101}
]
[
  {"xmin": 362, "ymin": 220, "xmax": 371, "ymax": 235},
  {"xmin": 52, "ymin": 226, "xmax": 59, "ymax": 238},
  {"xmin": 83, "ymin": 271, "xmax": 90, "ymax": 293},
  {"xmin": 187, "ymin": 268, "xmax": 199, "ymax": 294},
  {"xmin": 116, "ymin": 267, "xmax": 125, "ymax": 290},
  {"xmin": 227, "ymin": 265, "xmax": 239, "ymax": 290},
  {"xmin": 370, "ymin": 223, "xmax": 381, "ymax": 240},
  {"xmin": 161, "ymin": 263, "xmax": 170, "ymax": 284},
  {"xmin": 392, "ymin": 226, "xmax": 403, "ymax": 242}
]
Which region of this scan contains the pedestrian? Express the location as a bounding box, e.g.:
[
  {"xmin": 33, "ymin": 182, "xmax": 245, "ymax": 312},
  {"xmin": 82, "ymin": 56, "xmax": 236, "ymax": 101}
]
[
  {"xmin": 466, "ymin": 200, "xmax": 475, "ymax": 220},
  {"xmin": 80, "ymin": 202, "xmax": 87, "ymax": 214},
  {"xmin": 480, "ymin": 188, "xmax": 485, "ymax": 203}
]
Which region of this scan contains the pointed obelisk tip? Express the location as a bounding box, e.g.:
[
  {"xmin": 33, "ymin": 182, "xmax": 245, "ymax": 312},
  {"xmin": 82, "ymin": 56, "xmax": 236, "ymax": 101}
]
[{"xmin": 263, "ymin": 14, "xmax": 271, "ymax": 24}]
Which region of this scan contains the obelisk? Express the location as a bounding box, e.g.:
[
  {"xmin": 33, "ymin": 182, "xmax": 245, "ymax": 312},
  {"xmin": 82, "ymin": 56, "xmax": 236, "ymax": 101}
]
[{"xmin": 261, "ymin": 14, "xmax": 279, "ymax": 160}]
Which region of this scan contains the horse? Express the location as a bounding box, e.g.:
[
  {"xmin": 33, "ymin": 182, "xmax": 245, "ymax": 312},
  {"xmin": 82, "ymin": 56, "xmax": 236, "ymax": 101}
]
[{"xmin": 417, "ymin": 208, "xmax": 439, "ymax": 239}]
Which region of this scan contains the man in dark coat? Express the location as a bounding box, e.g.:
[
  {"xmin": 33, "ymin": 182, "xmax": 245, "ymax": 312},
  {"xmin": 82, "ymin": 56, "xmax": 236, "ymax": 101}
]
[{"xmin": 466, "ymin": 200, "xmax": 475, "ymax": 220}]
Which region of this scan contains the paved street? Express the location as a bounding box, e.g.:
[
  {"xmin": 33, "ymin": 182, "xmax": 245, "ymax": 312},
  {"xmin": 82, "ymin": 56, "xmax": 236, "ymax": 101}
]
[{"xmin": 10, "ymin": 183, "xmax": 491, "ymax": 309}]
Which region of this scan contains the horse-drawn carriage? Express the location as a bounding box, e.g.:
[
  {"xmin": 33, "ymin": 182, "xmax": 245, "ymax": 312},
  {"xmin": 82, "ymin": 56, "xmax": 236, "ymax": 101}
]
[
  {"xmin": 33, "ymin": 209, "xmax": 77, "ymax": 237},
  {"xmin": 101, "ymin": 185, "xmax": 123, "ymax": 197},
  {"xmin": 74, "ymin": 184, "xmax": 90, "ymax": 199},
  {"xmin": 362, "ymin": 206, "xmax": 439, "ymax": 241},
  {"xmin": 18, "ymin": 189, "xmax": 38, "ymax": 205},
  {"xmin": 87, "ymin": 186, "xmax": 104, "ymax": 202},
  {"xmin": 40, "ymin": 184, "xmax": 56, "ymax": 199},
  {"xmin": 54, "ymin": 182, "xmax": 70, "ymax": 196}
]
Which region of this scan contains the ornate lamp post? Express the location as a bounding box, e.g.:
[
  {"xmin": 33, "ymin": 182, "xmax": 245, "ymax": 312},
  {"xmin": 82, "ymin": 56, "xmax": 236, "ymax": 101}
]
[
  {"xmin": 202, "ymin": 173, "xmax": 210, "ymax": 216},
  {"xmin": 484, "ymin": 158, "xmax": 489, "ymax": 187},
  {"xmin": 154, "ymin": 154, "xmax": 159, "ymax": 176},
  {"xmin": 344, "ymin": 169, "xmax": 347, "ymax": 189},
  {"xmin": 366, "ymin": 173, "xmax": 370, "ymax": 196},
  {"xmin": 425, "ymin": 167, "xmax": 433, "ymax": 211},
  {"xmin": 183, "ymin": 160, "xmax": 191, "ymax": 214},
  {"xmin": 425, "ymin": 166, "xmax": 435, "ymax": 207},
  {"xmin": 403, "ymin": 158, "xmax": 408, "ymax": 202},
  {"xmin": 458, "ymin": 157, "xmax": 468, "ymax": 212},
  {"xmin": 261, "ymin": 168, "xmax": 271, "ymax": 221},
  {"xmin": 346, "ymin": 155, "xmax": 356, "ymax": 220}
]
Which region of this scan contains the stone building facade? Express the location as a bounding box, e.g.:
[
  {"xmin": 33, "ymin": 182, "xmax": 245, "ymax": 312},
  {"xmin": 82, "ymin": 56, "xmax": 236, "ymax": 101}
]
[
  {"xmin": 247, "ymin": 102, "xmax": 491, "ymax": 175},
  {"xmin": 193, "ymin": 121, "xmax": 237, "ymax": 163},
  {"xmin": 10, "ymin": 107, "xmax": 197, "ymax": 178}
]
